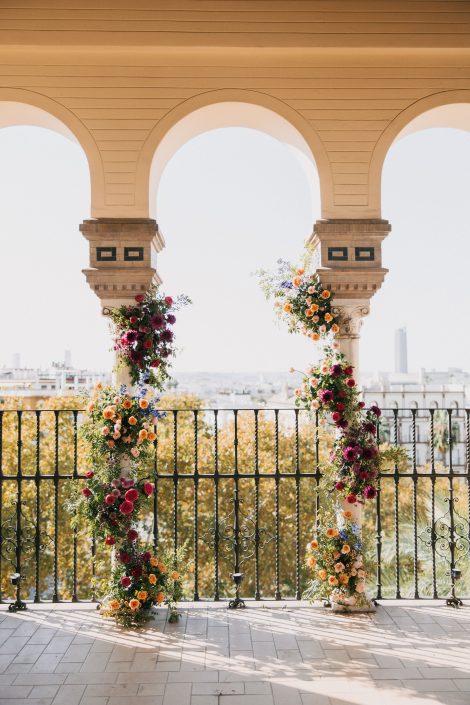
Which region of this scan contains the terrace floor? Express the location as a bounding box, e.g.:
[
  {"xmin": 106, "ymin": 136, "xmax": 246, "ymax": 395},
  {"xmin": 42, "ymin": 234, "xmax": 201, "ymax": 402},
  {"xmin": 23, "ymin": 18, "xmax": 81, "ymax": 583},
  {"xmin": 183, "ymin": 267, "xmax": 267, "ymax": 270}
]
[{"xmin": 0, "ymin": 601, "xmax": 468, "ymax": 705}]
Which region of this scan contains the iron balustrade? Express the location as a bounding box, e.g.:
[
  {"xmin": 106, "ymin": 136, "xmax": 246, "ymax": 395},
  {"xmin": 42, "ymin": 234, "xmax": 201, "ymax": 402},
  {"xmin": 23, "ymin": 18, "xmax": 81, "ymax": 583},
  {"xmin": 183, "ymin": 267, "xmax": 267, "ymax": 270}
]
[{"xmin": 0, "ymin": 406, "xmax": 468, "ymax": 607}]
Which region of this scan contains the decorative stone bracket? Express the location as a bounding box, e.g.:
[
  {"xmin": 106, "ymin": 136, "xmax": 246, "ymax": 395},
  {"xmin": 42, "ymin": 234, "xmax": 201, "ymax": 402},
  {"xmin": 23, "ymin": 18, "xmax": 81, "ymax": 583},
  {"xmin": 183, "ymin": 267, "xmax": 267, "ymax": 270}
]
[{"xmin": 80, "ymin": 218, "xmax": 165, "ymax": 309}]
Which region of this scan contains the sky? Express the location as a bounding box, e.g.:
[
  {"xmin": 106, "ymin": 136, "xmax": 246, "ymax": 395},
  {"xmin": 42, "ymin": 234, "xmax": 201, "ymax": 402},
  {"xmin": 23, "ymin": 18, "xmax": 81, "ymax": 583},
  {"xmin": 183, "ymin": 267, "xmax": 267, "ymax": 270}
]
[{"xmin": 0, "ymin": 123, "xmax": 469, "ymax": 375}]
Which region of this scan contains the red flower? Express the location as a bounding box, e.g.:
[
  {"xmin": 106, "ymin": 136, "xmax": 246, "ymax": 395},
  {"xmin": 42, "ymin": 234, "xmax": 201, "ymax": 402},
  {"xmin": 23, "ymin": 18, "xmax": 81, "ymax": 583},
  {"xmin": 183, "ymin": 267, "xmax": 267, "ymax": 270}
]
[
  {"xmin": 104, "ymin": 494, "xmax": 115, "ymax": 505},
  {"xmin": 164, "ymin": 296, "xmax": 173, "ymax": 306},
  {"xmin": 141, "ymin": 551, "xmax": 151, "ymax": 562},
  {"xmin": 335, "ymin": 481, "xmax": 345, "ymax": 491},
  {"xmin": 135, "ymin": 294, "xmax": 145, "ymax": 303},
  {"xmin": 337, "ymin": 390, "xmax": 347, "ymax": 399},
  {"xmin": 121, "ymin": 575, "xmax": 132, "ymax": 587},
  {"xmin": 131, "ymin": 566, "xmax": 142, "ymax": 577},
  {"xmin": 119, "ymin": 500, "xmax": 134, "ymax": 515},
  {"xmin": 336, "ymin": 402, "xmax": 346, "ymax": 412},
  {"xmin": 82, "ymin": 488, "xmax": 92, "ymax": 498},
  {"xmin": 150, "ymin": 360, "xmax": 161, "ymax": 368},
  {"xmin": 105, "ymin": 535, "xmax": 116, "ymax": 546},
  {"xmin": 85, "ymin": 470, "xmax": 94, "ymax": 479},
  {"xmin": 332, "ymin": 412, "xmax": 341, "ymax": 422},
  {"xmin": 127, "ymin": 528, "xmax": 139, "ymax": 541},
  {"xmin": 143, "ymin": 482, "xmax": 154, "ymax": 496},
  {"xmin": 119, "ymin": 551, "xmax": 130, "ymax": 564},
  {"xmin": 358, "ymin": 401, "xmax": 365, "ymax": 409},
  {"xmin": 344, "ymin": 366, "xmax": 354, "ymax": 375},
  {"xmin": 125, "ymin": 488, "xmax": 139, "ymax": 503},
  {"xmin": 370, "ymin": 405, "xmax": 382, "ymax": 417},
  {"xmin": 143, "ymin": 339, "xmax": 153, "ymax": 350},
  {"xmin": 129, "ymin": 316, "xmax": 139, "ymax": 325},
  {"xmin": 346, "ymin": 378, "xmax": 356, "ymax": 388},
  {"xmin": 346, "ymin": 493, "xmax": 357, "ymax": 504}
]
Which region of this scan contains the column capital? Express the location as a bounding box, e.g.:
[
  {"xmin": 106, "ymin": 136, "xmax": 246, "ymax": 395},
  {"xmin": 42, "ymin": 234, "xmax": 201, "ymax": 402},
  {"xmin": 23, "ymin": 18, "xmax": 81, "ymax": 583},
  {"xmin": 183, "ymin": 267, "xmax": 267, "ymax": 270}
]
[
  {"xmin": 80, "ymin": 218, "xmax": 164, "ymax": 308},
  {"xmin": 309, "ymin": 218, "xmax": 390, "ymax": 301},
  {"xmin": 332, "ymin": 300, "xmax": 370, "ymax": 340}
]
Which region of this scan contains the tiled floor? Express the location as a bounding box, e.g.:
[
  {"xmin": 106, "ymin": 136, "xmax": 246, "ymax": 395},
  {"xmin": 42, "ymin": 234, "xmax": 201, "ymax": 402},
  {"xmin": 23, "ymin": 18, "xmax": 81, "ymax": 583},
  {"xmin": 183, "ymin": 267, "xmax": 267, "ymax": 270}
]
[{"xmin": 0, "ymin": 600, "xmax": 468, "ymax": 705}]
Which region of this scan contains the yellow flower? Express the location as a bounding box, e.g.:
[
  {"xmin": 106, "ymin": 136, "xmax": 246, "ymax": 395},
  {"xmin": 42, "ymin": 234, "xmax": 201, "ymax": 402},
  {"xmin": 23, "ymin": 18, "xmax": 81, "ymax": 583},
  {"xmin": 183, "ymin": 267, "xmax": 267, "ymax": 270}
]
[
  {"xmin": 341, "ymin": 544, "xmax": 351, "ymax": 554},
  {"xmin": 324, "ymin": 313, "xmax": 333, "ymax": 323},
  {"xmin": 109, "ymin": 599, "xmax": 120, "ymax": 610},
  {"xmin": 170, "ymin": 571, "xmax": 180, "ymax": 581},
  {"xmin": 328, "ymin": 576, "xmax": 339, "ymax": 586},
  {"xmin": 137, "ymin": 591, "xmax": 148, "ymax": 601},
  {"xmin": 307, "ymin": 556, "xmax": 317, "ymax": 568},
  {"xmin": 156, "ymin": 591, "xmax": 165, "ymax": 604},
  {"xmin": 283, "ymin": 303, "xmax": 293, "ymax": 313},
  {"xmin": 148, "ymin": 573, "xmax": 157, "ymax": 585},
  {"xmin": 321, "ymin": 290, "xmax": 331, "ymax": 299},
  {"xmin": 150, "ymin": 557, "xmax": 159, "ymax": 567},
  {"xmin": 139, "ymin": 399, "xmax": 149, "ymax": 409},
  {"xmin": 128, "ymin": 416, "xmax": 137, "ymax": 426},
  {"xmin": 129, "ymin": 599, "xmax": 141, "ymax": 610},
  {"xmin": 318, "ymin": 569, "xmax": 327, "ymax": 581},
  {"xmin": 310, "ymin": 539, "xmax": 319, "ymax": 550},
  {"xmin": 331, "ymin": 323, "xmax": 340, "ymax": 334},
  {"xmin": 122, "ymin": 399, "xmax": 132, "ymax": 409}
]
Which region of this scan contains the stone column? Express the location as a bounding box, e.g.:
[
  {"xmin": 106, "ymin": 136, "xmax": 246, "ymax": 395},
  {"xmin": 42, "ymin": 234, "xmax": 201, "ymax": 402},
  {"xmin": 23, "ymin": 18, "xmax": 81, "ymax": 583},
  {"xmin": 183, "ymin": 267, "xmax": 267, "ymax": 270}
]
[{"xmin": 309, "ymin": 219, "xmax": 391, "ymax": 377}]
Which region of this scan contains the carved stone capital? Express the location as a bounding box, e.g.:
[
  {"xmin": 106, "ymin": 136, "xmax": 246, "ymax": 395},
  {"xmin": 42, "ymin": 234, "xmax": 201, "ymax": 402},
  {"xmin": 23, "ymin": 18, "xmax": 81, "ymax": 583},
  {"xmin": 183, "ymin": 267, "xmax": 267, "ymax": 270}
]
[
  {"xmin": 79, "ymin": 218, "xmax": 164, "ymax": 308},
  {"xmin": 332, "ymin": 301, "xmax": 370, "ymax": 339}
]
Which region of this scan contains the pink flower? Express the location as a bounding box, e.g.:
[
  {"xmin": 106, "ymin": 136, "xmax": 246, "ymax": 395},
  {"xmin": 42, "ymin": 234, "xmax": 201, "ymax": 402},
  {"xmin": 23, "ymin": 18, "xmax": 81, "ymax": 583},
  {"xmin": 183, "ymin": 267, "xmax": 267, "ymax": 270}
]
[
  {"xmin": 131, "ymin": 447, "xmax": 140, "ymax": 458},
  {"xmin": 111, "ymin": 479, "xmax": 120, "ymax": 488},
  {"xmin": 356, "ymin": 582, "xmax": 365, "ymax": 593},
  {"xmin": 164, "ymin": 296, "xmax": 173, "ymax": 306},
  {"xmin": 343, "ymin": 446, "xmax": 359, "ymax": 462},
  {"xmin": 119, "ymin": 500, "xmax": 134, "ymax": 515},
  {"xmin": 319, "ymin": 389, "xmax": 333, "ymax": 403},
  {"xmin": 104, "ymin": 494, "xmax": 115, "ymax": 505},
  {"xmin": 101, "ymin": 427, "xmax": 110, "ymax": 436},
  {"xmin": 125, "ymin": 488, "xmax": 139, "ymax": 503},
  {"xmin": 127, "ymin": 528, "xmax": 139, "ymax": 541},
  {"xmin": 82, "ymin": 487, "xmax": 92, "ymax": 498},
  {"xmin": 335, "ymin": 481, "xmax": 345, "ymax": 491},
  {"xmin": 111, "ymin": 489, "xmax": 121, "ymax": 497},
  {"xmin": 121, "ymin": 576, "xmax": 132, "ymax": 587},
  {"xmin": 143, "ymin": 482, "xmax": 154, "ymax": 496}
]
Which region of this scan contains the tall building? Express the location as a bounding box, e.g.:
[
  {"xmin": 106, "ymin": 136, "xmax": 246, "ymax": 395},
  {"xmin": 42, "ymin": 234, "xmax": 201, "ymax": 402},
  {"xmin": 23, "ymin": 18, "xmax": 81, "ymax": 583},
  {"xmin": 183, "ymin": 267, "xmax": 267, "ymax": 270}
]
[{"xmin": 395, "ymin": 328, "xmax": 408, "ymax": 374}]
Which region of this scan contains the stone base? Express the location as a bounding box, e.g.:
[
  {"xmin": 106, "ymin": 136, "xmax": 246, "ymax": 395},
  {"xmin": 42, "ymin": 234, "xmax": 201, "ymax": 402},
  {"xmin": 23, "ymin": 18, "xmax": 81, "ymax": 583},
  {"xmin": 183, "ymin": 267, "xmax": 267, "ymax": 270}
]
[{"xmin": 331, "ymin": 601, "xmax": 376, "ymax": 613}]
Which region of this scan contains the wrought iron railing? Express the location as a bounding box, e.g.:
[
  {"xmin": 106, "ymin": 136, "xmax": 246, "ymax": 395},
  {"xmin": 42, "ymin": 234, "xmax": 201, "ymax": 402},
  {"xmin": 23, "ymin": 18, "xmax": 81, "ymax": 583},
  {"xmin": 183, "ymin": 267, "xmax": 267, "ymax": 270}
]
[{"xmin": 0, "ymin": 406, "xmax": 468, "ymax": 607}]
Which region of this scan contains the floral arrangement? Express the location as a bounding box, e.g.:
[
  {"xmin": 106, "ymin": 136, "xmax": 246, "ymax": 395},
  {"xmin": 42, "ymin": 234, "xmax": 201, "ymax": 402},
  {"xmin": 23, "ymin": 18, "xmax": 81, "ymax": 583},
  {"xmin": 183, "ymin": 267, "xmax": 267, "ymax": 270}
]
[
  {"xmin": 293, "ymin": 350, "xmax": 381, "ymax": 502},
  {"xmin": 76, "ymin": 473, "xmax": 155, "ymax": 545},
  {"xmin": 81, "ymin": 384, "xmax": 163, "ymax": 468},
  {"xmin": 258, "ymin": 259, "xmax": 338, "ymax": 340},
  {"xmin": 101, "ymin": 544, "xmax": 183, "ymax": 628},
  {"xmin": 109, "ymin": 289, "xmax": 190, "ymax": 388},
  {"xmin": 304, "ymin": 513, "xmax": 369, "ymax": 608}
]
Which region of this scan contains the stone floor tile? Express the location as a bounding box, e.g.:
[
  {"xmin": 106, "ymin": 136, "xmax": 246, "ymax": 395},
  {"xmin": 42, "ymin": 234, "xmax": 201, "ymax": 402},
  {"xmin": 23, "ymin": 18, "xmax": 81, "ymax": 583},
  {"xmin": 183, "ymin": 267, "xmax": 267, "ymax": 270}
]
[
  {"xmin": 14, "ymin": 674, "xmax": 66, "ymax": 686},
  {"xmin": 27, "ymin": 630, "xmax": 57, "ymax": 646},
  {"xmin": 137, "ymin": 682, "xmax": 165, "ymax": 696},
  {"xmin": 190, "ymin": 697, "xmax": 218, "ymax": 705},
  {"xmin": 162, "ymin": 682, "xmax": 191, "ymax": 705},
  {"xmin": 401, "ymin": 678, "xmax": 458, "ymax": 691},
  {"xmin": 43, "ymin": 637, "xmax": 74, "ymax": 654},
  {"xmin": 0, "ymin": 637, "xmax": 29, "ymax": 654},
  {"xmin": 85, "ymin": 683, "xmax": 138, "ymax": 697},
  {"xmin": 300, "ymin": 696, "xmax": 331, "ymax": 705},
  {"xmin": 219, "ymin": 696, "xmax": 274, "ymax": 705},
  {"xmin": 192, "ymin": 681, "xmax": 244, "ymax": 695},
  {"xmin": 29, "ymin": 685, "xmax": 60, "ymax": 698},
  {"xmin": 13, "ymin": 644, "xmax": 47, "ymax": 664},
  {"xmin": 30, "ymin": 654, "xmax": 63, "ymax": 673},
  {"xmin": 51, "ymin": 684, "xmax": 86, "ymax": 705}
]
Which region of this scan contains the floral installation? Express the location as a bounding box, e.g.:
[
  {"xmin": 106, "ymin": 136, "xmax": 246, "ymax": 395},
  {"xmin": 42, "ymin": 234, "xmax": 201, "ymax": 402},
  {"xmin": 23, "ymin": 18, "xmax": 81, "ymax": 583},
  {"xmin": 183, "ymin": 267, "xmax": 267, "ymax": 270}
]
[
  {"xmin": 74, "ymin": 473, "xmax": 155, "ymax": 545},
  {"xmin": 258, "ymin": 259, "xmax": 338, "ymax": 340},
  {"xmin": 81, "ymin": 383, "xmax": 163, "ymax": 468},
  {"xmin": 109, "ymin": 289, "xmax": 190, "ymax": 388},
  {"xmin": 100, "ymin": 543, "xmax": 183, "ymax": 628},
  {"xmin": 303, "ymin": 512, "xmax": 370, "ymax": 608}
]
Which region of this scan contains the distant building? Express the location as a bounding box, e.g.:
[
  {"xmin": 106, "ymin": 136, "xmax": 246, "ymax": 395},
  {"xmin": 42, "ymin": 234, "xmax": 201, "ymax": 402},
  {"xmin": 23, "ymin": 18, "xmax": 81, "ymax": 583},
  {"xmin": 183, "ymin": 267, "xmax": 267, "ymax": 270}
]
[{"xmin": 395, "ymin": 328, "xmax": 408, "ymax": 373}]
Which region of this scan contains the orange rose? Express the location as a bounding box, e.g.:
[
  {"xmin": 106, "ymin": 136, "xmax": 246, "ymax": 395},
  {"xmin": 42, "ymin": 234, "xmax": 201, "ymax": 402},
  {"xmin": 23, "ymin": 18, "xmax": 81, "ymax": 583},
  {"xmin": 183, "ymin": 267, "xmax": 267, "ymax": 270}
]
[
  {"xmin": 147, "ymin": 432, "xmax": 157, "ymax": 442},
  {"xmin": 156, "ymin": 591, "xmax": 165, "ymax": 604},
  {"xmin": 137, "ymin": 591, "xmax": 148, "ymax": 601},
  {"xmin": 297, "ymin": 268, "xmax": 305, "ymax": 275},
  {"xmin": 87, "ymin": 401, "xmax": 95, "ymax": 412},
  {"xmin": 129, "ymin": 599, "xmax": 141, "ymax": 610},
  {"xmin": 158, "ymin": 562, "xmax": 167, "ymax": 574},
  {"xmin": 331, "ymin": 323, "xmax": 340, "ymax": 334},
  {"xmin": 138, "ymin": 429, "xmax": 148, "ymax": 441},
  {"xmin": 318, "ymin": 569, "xmax": 327, "ymax": 581},
  {"xmin": 307, "ymin": 556, "xmax": 317, "ymax": 568},
  {"xmin": 148, "ymin": 573, "xmax": 157, "ymax": 585},
  {"xmin": 305, "ymin": 310, "xmax": 313, "ymax": 318},
  {"xmin": 340, "ymin": 574, "xmax": 349, "ymax": 585},
  {"xmin": 139, "ymin": 399, "xmax": 149, "ymax": 409},
  {"xmin": 109, "ymin": 599, "xmax": 120, "ymax": 610},
  {"xmin": 170, "ymin": 571, "xmax": 180, "ymax": 581},
  {"xmin": 310, "ymin": 333, "xmax": 320, "ymax": 341},
  {"xmin": 103, "ymin": 407, "xmax": 114, "ymax": 420},
  {"xmin": 128, "ymin": 416, "xmax": 137, "ymax": 426},
  {"xmin": 341, "ymin": 544, "xmax": 351, "ymax": 554},
  {"xmin": 324, "ymin": 313, "xmax": 333, "ymax": 323},
  {"xmin": 150, "ymin": 557, "xmax": 159, "ymax": 567},
  {"xmin": 342, "ymin": 511, "xmax": 352, "ymax": 519},
  {"xmin": 107, "ymin": 440, "xmax": 115, "ymax": 449},
  {"xmin": 310, "ymin": 303, "xmax": 319, "ymax": 313},
  {"xmin": 292, "ymin": 276, "xmax": 302, "ymax": 288},
  {"xmin": 321, "ymin": 290, "xmax": 331, "ymax": 299},
  {"xmin": 326, "ymin": 528, "xmax": 339, "ymax": 538},
  {"xmin": 122, "ymin": 399, "xmax": 132, "ymax": 409},
  {"xmin": 283, "ymin": 303, "xmax": 293, "ymax": 313},
  {"xmin": 310, "ymin": 539, "xmax": 319, "ymax": 550},
  {"xmin": 328, "ymin": 576, "xmax": 339, "ymax": 586}
]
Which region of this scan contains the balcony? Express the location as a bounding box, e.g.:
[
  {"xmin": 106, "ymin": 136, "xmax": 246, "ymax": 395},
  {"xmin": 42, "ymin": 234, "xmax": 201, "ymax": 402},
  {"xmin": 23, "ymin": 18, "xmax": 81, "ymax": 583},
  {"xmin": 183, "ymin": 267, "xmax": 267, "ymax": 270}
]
[{"xmin": 0, "ymin": 405, "xmax": 469, "ymax": 704}]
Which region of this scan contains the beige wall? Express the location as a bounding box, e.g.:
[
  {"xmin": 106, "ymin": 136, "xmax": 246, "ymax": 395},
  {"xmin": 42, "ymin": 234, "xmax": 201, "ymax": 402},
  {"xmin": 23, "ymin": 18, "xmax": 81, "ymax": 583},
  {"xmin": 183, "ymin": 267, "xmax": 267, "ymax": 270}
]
[{"xmin": 0, "ymin": 1, "xmax": 470, "ymax": 219}]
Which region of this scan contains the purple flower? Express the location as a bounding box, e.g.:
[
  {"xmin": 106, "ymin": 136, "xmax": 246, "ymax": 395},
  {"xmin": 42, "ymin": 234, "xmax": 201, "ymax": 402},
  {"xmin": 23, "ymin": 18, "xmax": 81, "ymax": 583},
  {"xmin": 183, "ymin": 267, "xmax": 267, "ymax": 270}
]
[
  {"xmin": 319, "ymin": 389, "xmax": 334, "ymax": 403},
  {"xmin": 370, "ymin": 405, "xmax": 382, "ymax": 417},
  {"xmin": 330, "ymin": 364, "xmax": 343, "ymax": 377},
  {"xmin": 150, "ymin": 314, "xmax": 165, "ymax": 329},
  {"xmin": 343, "ymin": 446, "xmax": 359, "ymax": 463},
  {"xmin": 363, "ymin": 422, "xmax": 376, "ymax": 434},
  {"xmin": 166, "ymin": 314, "xmax": 176, "ymax": 325},
  {"xmin": 125, "ymin": 330, "xmax": 139, "ymax": 344},
  {"xmin": 363, "ymin": 485, "xmax": 377, "ymax": 500},
  {"xmin": 161, "ymin": 329, "xmax": 174, "ymax": 343}
]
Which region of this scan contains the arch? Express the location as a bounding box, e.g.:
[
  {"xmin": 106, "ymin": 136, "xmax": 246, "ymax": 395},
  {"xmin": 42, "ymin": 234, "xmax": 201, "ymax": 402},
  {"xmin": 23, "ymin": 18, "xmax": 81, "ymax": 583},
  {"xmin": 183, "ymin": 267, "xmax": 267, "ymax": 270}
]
[
  {"xmin": 370, "ymin": 90, "xmax": 470, "ymax": 216},
  {"xmin": 0, "ymin": 88, "xmax": 104, "ymax": 215},
  {"xmin": 135, "ymin": 89, "xmax": 333, "ymax": 219}
]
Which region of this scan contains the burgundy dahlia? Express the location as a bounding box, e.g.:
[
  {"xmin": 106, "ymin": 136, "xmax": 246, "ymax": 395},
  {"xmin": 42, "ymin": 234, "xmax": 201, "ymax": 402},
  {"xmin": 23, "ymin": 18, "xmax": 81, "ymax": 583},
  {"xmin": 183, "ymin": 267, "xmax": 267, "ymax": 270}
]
[
  {"xmin": 343, "ymin": 446, "xmax": 358, "ymax": 462},
  {"xmin": 370, "ymin": 405, "xmax": 382, "ymax": 417},
  {"xmin": 363, "ymin": 485, "xmax": 377, "ymax": 500},
  {"xmin": 150, "ymin": 314, "xmax": 165, "ymax": 329},
  {"xmin": 167, "ymin": 314, "xmax": 176, "ymax": 325},
  {"xmin": 161, "ymin": 329, "xmax": 174, "ymax": 343},
  {"xmin": 330, "ymin": 364, "xmax": 342, "ymax": 377},
  {"xmin": 319, "ymin": 389, "xmax": 334, "ymax": 403}
]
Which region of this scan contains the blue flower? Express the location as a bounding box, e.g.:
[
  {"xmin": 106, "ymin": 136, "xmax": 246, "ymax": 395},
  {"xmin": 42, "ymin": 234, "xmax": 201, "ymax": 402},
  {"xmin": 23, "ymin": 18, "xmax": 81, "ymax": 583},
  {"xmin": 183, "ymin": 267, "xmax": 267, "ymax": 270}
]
[{"xmin": 339, "ymin": 529, "xmax": 348, "ymax": 540}]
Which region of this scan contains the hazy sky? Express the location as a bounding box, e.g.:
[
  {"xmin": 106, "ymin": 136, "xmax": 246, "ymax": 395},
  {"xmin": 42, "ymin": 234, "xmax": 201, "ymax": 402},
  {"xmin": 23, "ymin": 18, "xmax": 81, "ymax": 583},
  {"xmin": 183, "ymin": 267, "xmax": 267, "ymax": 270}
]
[{"xmin": 0, "ymin": 123, "xmax": 469, "ymax": 374}]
